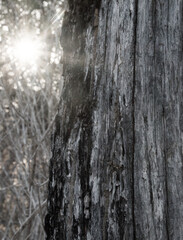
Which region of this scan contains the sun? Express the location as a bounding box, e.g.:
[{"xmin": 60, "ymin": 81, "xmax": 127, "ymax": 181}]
[{"xmin": 13, "ymin": 34, "xmax": 42, "ymax": 69}]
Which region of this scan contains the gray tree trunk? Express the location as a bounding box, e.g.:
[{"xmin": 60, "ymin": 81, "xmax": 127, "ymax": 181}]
[{"xmin": 45, "ymin": 0, "xmax": 183, "ymax": 239}]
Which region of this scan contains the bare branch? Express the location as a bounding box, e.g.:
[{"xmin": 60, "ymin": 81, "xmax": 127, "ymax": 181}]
[{"xmin": 11, "ymin": 200, "xmax": 46, "ymax": 240}]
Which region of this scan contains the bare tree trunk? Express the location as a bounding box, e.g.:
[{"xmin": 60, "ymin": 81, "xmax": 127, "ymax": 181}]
[{"xmin": 45, "ymin": 0, "xmax": 183, "ymax": 239}]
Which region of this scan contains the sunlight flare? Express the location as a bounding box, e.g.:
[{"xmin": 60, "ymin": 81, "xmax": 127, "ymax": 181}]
[{"xmin": 13, "ymin": 35, "xmax": 42, "ymax": 68}]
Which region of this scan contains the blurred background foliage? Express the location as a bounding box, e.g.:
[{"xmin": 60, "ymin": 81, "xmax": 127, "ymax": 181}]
[{"xmin": 0, "ymin": 0, "xmax": 64, "ymax": 239}]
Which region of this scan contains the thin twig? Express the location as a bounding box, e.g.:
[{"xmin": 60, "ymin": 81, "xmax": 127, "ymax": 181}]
[
  {"xmin": 3, "ymin": 206, "xmax": 16, "ymax": 240},
  {"xmin": 36, "ymin": 179, "xmax": 49, "ymax": 187},
  {"xmin": 11, "ymin": 200, "xmax": 47, "ymax": 240},
  {"xmin": 31, "ymin": 110, "xmax": 58, "ymax": 160},
  {"xmin": 37, "ymin": 187, "xmax": 44, "ymax": 231}
]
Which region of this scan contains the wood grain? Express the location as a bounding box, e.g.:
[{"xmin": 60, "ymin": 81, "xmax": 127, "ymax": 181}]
[{"xmin": 45, "ymin": 0, "xmax": 183, "ymax": 239}]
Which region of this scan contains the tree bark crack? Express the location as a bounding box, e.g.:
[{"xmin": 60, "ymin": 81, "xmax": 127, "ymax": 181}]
[{"xmin": 132, "ymin": 0, "xmax": 139, "ymax": 239}]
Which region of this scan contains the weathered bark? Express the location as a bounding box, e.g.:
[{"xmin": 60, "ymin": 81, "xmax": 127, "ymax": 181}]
[{"xmin": 45, "ymin": 0, "xmax": 183, "ymax": 239}]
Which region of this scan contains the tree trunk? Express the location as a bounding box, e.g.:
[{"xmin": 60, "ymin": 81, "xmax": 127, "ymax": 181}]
[{"xmin": 45, "ymin": 0, "xmax": 183, "ymax": 239}]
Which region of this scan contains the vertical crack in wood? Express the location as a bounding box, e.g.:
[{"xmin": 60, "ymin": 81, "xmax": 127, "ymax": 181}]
[
  {"xmin": 103, "ymin": 0, "xmax": 110, "ymax": 67},
  {"xmin": 132, "ymin": 0, "xmax": 139, "ymax": 239},
  {"xmin": 162, "ymin": 98, "xmax": 170, "ymax": 240},
  {"xmin": 165, "ymin": 1, "xmax": 170, "ymax": 239},
  {"xmin": 150, "ymin": 1, "xmax": 158, "ymax": 238},
  {"xmin": 158, "ymin": 0, "xmax": 170, "ymax": 237}
]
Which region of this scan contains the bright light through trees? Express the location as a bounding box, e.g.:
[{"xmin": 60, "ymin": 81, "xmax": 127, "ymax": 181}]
[
  {"xmin": 13, "ymin": 35, "xmax": 42, "ymax": 69},
  {"xmin": 0, "ymin": 0, "xmax": 65, "ymax": 239}
]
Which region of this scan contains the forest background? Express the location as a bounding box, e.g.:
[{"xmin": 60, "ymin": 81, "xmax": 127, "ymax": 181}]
[{"xmin": 0, "ymin": 0, "xmax": 65, "ymax": 239}]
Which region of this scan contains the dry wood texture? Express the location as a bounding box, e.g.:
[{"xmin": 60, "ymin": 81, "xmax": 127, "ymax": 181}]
[{"xmin": 45, "ymin": 0, "xmax": 183, "ymax": 239}]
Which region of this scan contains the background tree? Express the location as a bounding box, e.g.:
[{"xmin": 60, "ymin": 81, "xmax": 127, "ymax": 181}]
[{"xmin": 46, "ymin": 0, "xmax": 183, "ymax": 239}]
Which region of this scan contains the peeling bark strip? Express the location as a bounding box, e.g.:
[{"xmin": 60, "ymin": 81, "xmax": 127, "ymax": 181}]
[{"xmin": 45, "ymin": 0, "xmax": 183, "ymax": 239}]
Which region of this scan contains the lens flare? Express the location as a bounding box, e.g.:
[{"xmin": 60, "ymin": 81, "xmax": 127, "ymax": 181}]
[{"xmin": 13, "ymin": 35, "xmax": 42, "ymax": 69}]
